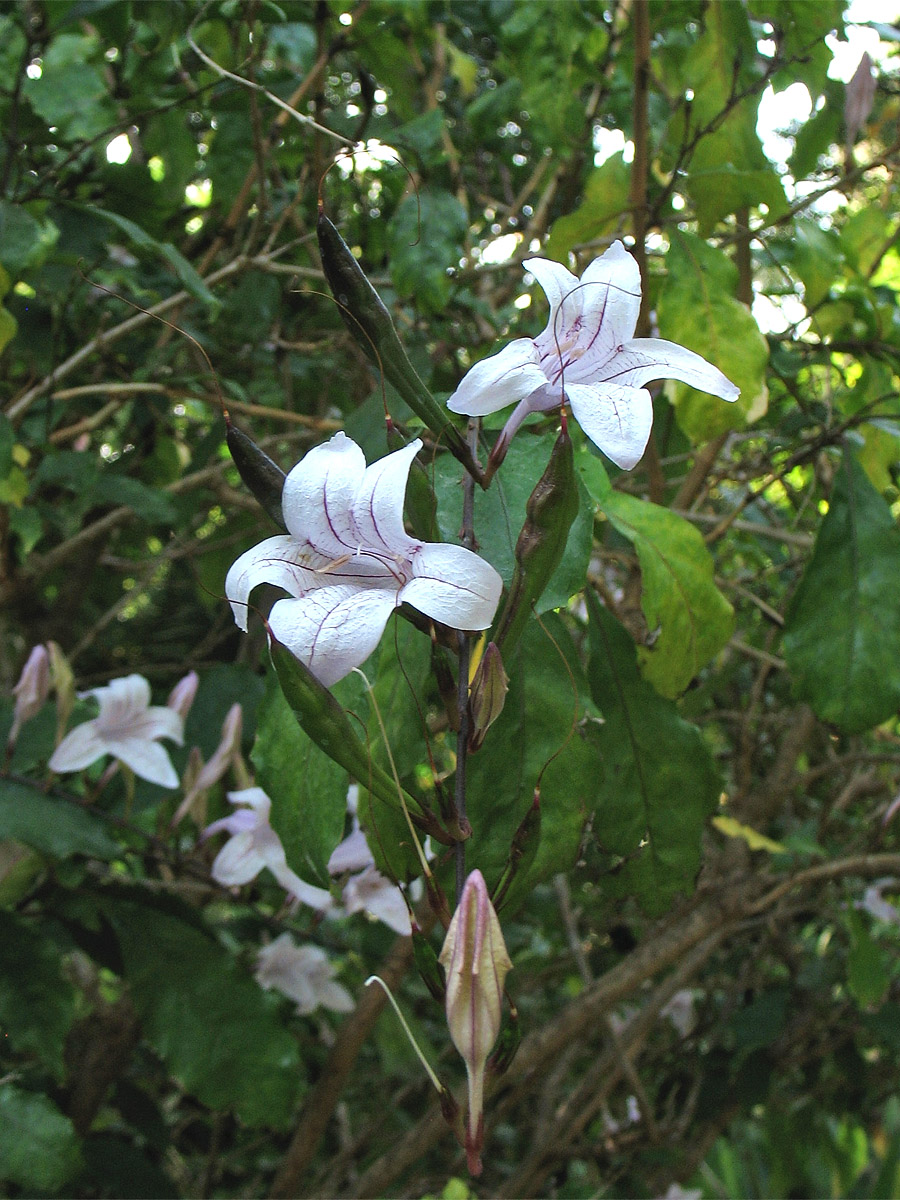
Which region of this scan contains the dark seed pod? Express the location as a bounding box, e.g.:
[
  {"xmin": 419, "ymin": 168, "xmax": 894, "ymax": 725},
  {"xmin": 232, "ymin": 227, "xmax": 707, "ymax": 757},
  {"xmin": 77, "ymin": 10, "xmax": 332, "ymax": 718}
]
[{"xmin": 225, "ymin": 418, "xmax": 287, "ymax": 531}]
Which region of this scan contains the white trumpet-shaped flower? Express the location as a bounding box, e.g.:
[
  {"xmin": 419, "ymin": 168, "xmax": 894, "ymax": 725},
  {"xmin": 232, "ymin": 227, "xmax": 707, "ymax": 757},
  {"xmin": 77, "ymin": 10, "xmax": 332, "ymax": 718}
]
[
  {"xmin": 447, "ymin": 242, "xmax": 739, "ymax": 472},
  {"xmin": 255, "ymin": 934, "xmax": 354, "ymax": 1015},
  {"xmin": 225, "ymin": 433, "xmax": 502, "ymax": 686},
  {"xmin": 48, "ymin": 674, "xmax": 183, "ymax": 788}
]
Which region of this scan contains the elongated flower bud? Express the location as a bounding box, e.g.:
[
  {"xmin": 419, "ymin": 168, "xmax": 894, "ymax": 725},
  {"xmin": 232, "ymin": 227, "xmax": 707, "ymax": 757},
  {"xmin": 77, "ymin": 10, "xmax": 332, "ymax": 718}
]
[
  {"xmin": 225, "ymin": 417, "xmax": 287, "ymax": 531},
  {"xmin": 438, "ymin": 869, "xmax": 513, "ymax": 1176},
  {"xmin": 317, "ymin": 209, "xmax": 484, "ymax": 483},
  {"xmin": 468, "ymin": 642, "xmax": 508, "ymax": 752},
  {"xmin": 492, "ymin": 426, "xmax": 579, "ymax": 656},
  {"xmin": 8, "ymin": 645, "xmax": 50, "ymax": 749}
]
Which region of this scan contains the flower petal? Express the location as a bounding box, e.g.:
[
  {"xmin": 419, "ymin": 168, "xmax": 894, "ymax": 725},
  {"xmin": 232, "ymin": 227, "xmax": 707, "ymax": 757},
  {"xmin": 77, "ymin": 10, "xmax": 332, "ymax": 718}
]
[
  {"xmin": 104, "ymin": 736, "xmax": 179, "ymax": 788},
  {"xmin": 567, "ymin": 382, "xmax": 654, "ymax": 471},
  {"xmin": 270, "ymin": 862, "xmax": 333, "ymax": 910},
  {"xmin": 522, "ymin": 257, "xmax": 580, "ymax": 323},
  {"xmin": 268, "ymin": 587, "xmax": 398, "ymax": 686},
  {"xmin": 352, "ymin": 439, "xmax": 422, "ymax": 557},
  {"xmin": 447, "ymin": 339, "xmax": 547, "ymax": 417},
  {"xmin": 128, "ymin": 705, "xmax": 184, "ymax": 747},
  {"xmin": 211, "ymin": 831, "xmax": 270, "ymax": 885},
  {"xmin": 613, "ymin": 338, "xmax": 740, "ymax": 401},
  {"xmin": 343, "ymin": 866, "xmax": 412, "ymax": 935},
  {"xmin": 225, "ymin": 535, "xmax": 324, "ymax": 631},
  {"xmin": 282, "ymin": 431, "xmax": 366, "ymax": 556},
  {"xmin": 328, "ymin": 823, "xmax": 375, "ymax": 875},
  {"xmin": 91, "ymin": 674, "xmax": 152, "ymax": 728},
  {"xmin": 48, "ymin": 722, "xmax": 108, "ymax": 773},
  {"xmin": 403, "ymin": 544, "xmax": 503, "ymax": 630}
]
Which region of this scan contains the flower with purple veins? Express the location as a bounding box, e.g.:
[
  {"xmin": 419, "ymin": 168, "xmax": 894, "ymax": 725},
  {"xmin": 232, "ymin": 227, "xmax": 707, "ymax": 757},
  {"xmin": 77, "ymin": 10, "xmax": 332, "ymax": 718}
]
[{"xmin": 447, "ymin": 242, "xmax": 739, "ymax": 474}]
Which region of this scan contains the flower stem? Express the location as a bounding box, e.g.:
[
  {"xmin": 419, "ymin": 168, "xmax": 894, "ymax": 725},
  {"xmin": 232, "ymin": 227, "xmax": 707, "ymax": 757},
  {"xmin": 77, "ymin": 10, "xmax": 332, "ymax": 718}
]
[{"xmin": 454, "ymin": 419, "xmax": 480, "ymax": 899}]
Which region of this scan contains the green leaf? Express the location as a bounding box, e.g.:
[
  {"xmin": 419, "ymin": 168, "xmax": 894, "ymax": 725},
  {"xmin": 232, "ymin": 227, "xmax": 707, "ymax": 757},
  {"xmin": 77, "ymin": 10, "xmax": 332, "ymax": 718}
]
[
  {"xmin": 0, "ymin": 781, "xmax": 120, "ymax": 860},
  {"xmin": 76, "ymin": 205, "xmax": 222, "ymax": 314},
  {"xmin": 434, "ymin": 431, "xmax": 592, "ymax": 614},
  {"xmin": 388, "ymin": 189, "xmax": 468, "ymax": 314},
  {"xmin": 0, "ymin": 911, "xmax": 78, "ymax": 1079},
  {"xmin": 101, "ymin": 897, "xmax": 303, "ymax": 1127},
  {"xmin": 585, "ymin": 593, "xmax": 721, "ymax": 915},
  {"xmin": 463, "ymin": 614, "xmax": 601, "ymax": 913},
  {"xmin": 845, "ymin": 910, "xmax": 890, "ymax": 1009},
  {"xmin": 22, "ymin": 33, "xmax": 113, "ymax": 140},
  {"xmin": 0, "ymin": 1085, "xmax": 81, "ymax": 1192},
  {"xmin": 783, "ymin": 450, "xmax": 900, "ymax": 733},
  {"xmin": 252, "ymin": 674, "xmax": 347, "ymax": 887},
  {"xmin": 544, "ymin": 154, "xmax": 631, "ymax": 261},
  {"xmin": 0, "ymin": 200, "xmax": 59, "ymax": 278},
  {"xmin": 658, "ymin": 231, "xmax": 769, "ymax": 441},
  {"xmin": 579, "ymin": 451, "xmax": 734, "ymax": 697}
]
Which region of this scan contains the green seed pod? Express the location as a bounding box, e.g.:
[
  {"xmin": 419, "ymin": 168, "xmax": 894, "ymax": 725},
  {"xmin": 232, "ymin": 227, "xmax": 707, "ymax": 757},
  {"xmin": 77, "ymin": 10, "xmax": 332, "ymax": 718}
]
[
  {"xmin": 412, "ymin": 926, "xmax": 447, "ymax": 1004},
  {"xmin": 492, "ymin": 427, "xmax": 579, "ymax": 656},
  {"xmin": 468, "ymin": 641, "xmax": 508, "ymax": 752},
  {"xmin": 317, "ymin": 210, "xmax": 483, "ymax": 483},
  {"xmin": 225, "ymin": 417, "xmax": 287, "ymax": 531},
  {"xmin": 269, "ymin": 634, "xmax": 456, "ymax": 845}
]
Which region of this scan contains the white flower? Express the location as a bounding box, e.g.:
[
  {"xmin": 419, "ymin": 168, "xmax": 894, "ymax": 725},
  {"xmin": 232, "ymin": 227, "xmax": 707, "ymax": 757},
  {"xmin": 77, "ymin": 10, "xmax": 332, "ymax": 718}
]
[
  {"xmin": 342, "ymin": 864, "xmax": 412, "ymax": 935},
  {"xmin": 255, "ymin": 933, "xmax": 354, "ymax": 1015},
  {"xmin": 166, "ymin": 670, "xmax": 199, "ymax": 721},
  {"xmin": 447, "ymin": 243, "xmax": 739, "ymax": 472},
  {"xmin": 204, "ymin": 787, "xmax": 333, "ymax": 911},
  {"xmin": 48, "ymin": 674, "xmax": 183, "ymax": 788},
  {"xmin": 170, "ymin": 702, "xmax": 244, "ymax": 828},
  {"xmin": 225, "ymin": 432, "xmax": 502, "ymax": 686}
]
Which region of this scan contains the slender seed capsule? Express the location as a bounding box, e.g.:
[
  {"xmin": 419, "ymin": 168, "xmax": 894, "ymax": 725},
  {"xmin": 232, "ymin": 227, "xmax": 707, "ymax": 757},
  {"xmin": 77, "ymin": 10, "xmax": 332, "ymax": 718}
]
[
  {"xmin": 492, "ymin": 789, "xmax": 542, "ymax": 913},
  {"xmin": 412, "ymin": 925, "xmax": 447, "ymax": 1003},
  {"xmin": 269, "ymin": 635, "xmax": 457, "ymax": 845},
  {"xmin": 225, "ymin": 416, "xmax": 287, "ymax": 531},
  {"xmin": 317, "ymin": 209, "xmax": 484, "ymax": 483},
  {"xmin": 492, "ymin": 427, "xmax": 579, "ymax": 656}
]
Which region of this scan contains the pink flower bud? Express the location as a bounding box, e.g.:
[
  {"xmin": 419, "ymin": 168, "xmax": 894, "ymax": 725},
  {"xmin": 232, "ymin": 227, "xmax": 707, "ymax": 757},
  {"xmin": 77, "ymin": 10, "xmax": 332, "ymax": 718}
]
[
  {"xmin": 438, "ymin": 869, "xmax": 512, "ymax": 1176},
  {"xmin": 8, "ymin": 645, "xmax": 50, "ymax": 748},
  {"xmin": 167, "ymin": 670, "xmax": 199, "ymax": 721}
]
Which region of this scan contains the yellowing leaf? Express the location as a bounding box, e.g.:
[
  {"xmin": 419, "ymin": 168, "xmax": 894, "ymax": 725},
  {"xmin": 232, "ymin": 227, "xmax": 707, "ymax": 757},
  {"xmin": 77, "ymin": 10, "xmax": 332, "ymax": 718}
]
[{"xmin": 712, "ymin": 815, "xmax": 786, "ymax": 854}]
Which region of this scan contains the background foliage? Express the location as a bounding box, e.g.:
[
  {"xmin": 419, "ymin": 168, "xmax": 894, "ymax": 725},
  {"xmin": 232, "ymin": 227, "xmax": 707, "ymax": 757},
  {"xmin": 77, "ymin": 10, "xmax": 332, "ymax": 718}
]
[{"xmin": 3, "ymin": 0, "xmax": 900, "ymax": 1196}]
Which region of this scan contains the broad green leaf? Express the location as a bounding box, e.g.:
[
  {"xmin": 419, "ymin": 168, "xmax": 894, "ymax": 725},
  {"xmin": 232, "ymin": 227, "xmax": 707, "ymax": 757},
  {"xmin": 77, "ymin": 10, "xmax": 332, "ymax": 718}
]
[
  {"xmin": 580, "ymin": 452, "xmax": 734, "ymax": 697},
  {"xmin": 845, "ymin": 910, "xmax": 890, "ymax": 1009},
  {"xmin": 102, "ymin": 897, "xmax": 303, "ymax": 1127},
  {"xmin": 77, "ymin": 205, "xmax": 222, "ymax": 314},
  {"xmin": 783, "ymin": 451, "xmax": 900, "ymax": 733},
  {"xmin": 0, "ymin": 911, "xmax": 78, "ymax": 1079},
  {"xmin": 0, "ymin": 1085, "xmax": 81, "ymax": 1193},
  {"xmin": 0, "ymin": 304, "xmax": 16, "ymax": 354},
  {"xmin": 434, "ymin": 430, "xmax": 592, "ymax": 614},
  {"xmin": 789, "ymin": 218, "xmax": 845, "ymax": 309},
  {"xmin": 0, "ymin": 200, "xmax": 59, "ymax": 277},
  {"xmin": 658, "ymin": 231, "xmax": 768, "ymax": 441},
  {"xmin": 586, "ymin": 594, "xmax": 721, "ymax": 915},
  {"xmin": 545, "ymin": 153, "xmax": 631, "ymax": 261},
  {"xmin": 22, "ymin": 33, "xmax": 113, "ymax": 140},
  {"xmin": 0, "ymin": 782, "xmax": 120, "ymax": 860},
  {"xmin": 463, "ymin": 615, "xmax": 601, "ymax": 913},
  {"xmin": 252, "ymin": 674, "xmax": 347, "ymax": 887}
]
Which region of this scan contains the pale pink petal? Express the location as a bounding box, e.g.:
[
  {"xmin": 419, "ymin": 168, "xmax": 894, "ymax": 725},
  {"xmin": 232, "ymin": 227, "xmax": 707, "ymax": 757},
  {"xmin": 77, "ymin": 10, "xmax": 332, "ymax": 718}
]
[
  {"xmin": 48, "ymin": 722, "xmax": 108, "ymax": 773},
  {"xmin": 11, "ymin": 646, "xmax": 50, "ymax": 733},
  {"xmin": 343, "ymin": 865, "xmax": 411, "ymax": 935},
  {"xmin": 403, "ymin": 544, "xmax": 503, "ymax": 630},
  {"xmin": 127, "ymin": 706, "xmax": 184, "ymax": 747},
  {"xmin": 268, "ymin": 587, "xmax": 398, "ymax": 686},
  {"xmin": 202, "ymin": 809, "xmax": 257, "ymax": 840},
  {"xmin": 447, "ymin": 339, "xmax": 547, "ymax": 417},
  {"xmin": 269, "ymin": 862, "xmax": 333, "ymax": 911},
  {"xmin": 352, "ymin": 439, "xmax": 422, "ymax": 557},
  {"xmin": 211, "ymin": 831, "xmax": 273, "ymax": 885},
  {"xmin": 328, "ymin": 823, "xmax": 374, "ymax": 875},
  {"xmin": 228, "ymin": 786, "xmax": 272, "ymax": 813},
  {"xmin": 104, "ymin": 736, "xmax": 179, "ymax": 788},
  {"xmin": 225, "ymin": 535, "xmax": 325, "ymax": 632},
  {"xmin": 568, "ymin": 382, "xmax": 654, "ymax": 471},
  {"xmin": 90, "ymin": 674, "xmax": 152, "ymax": 727},
  {"xmin": 612, "ymin": 338, "xmax": 740, "ymax": 400},
  {"xmin": 282, "ymin": 432, "xmax": 366, "ymax": 556},
  {"xmin": 192, "ymin": 703, "xmax": 243, "ymax": 794}
]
